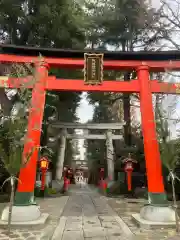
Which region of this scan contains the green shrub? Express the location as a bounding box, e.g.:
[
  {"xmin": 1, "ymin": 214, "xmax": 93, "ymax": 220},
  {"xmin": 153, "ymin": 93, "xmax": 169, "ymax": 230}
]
[
  {"xmin": 34, "ymin": 186, "xmax": 57, "ymax": 198},
  {"xmin": 47, "ymin": 188, "xmax": 57, "ymax": 195}
]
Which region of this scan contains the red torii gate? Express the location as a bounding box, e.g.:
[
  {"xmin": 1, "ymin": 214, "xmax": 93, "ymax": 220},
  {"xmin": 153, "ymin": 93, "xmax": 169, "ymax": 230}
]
[{"xmin": 0, "ymin": 44, "xmax": 180, "ymax": 210}]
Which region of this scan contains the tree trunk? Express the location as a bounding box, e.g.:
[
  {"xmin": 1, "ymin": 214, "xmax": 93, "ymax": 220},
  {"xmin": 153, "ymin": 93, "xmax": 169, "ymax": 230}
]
[
  {"xmin": 7, "ymin": 176, "xmax": 15, "ymax": 235},
  {"xmin": 170, "ymin": 172, "xmax": 179, "ymax": 233},
  {"xmin": 123, "ymin": 72, "xmax": 131, "ymax": 146}
]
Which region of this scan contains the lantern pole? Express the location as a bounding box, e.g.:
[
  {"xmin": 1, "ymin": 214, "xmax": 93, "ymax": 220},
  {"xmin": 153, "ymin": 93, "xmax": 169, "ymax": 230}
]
[{"xmin": 41, "ymin": 170, "xmax": 46, "ymax": 194}]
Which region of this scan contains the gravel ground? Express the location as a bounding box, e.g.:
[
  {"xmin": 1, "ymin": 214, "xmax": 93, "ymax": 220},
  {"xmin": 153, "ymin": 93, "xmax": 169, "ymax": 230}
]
[
  {"xmin": 0, "ymin": 196, "xmax": 69, "ymax": 240},
  {"xmin": 107, "ymin": 196, "xmax": 179, "ymax": 240}
]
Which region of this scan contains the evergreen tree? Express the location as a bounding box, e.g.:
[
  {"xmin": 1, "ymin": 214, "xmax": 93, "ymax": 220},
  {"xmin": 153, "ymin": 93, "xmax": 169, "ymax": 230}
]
[{"xmin": 0, "ymin": 0, "xmax": 87, "ymax": 169}]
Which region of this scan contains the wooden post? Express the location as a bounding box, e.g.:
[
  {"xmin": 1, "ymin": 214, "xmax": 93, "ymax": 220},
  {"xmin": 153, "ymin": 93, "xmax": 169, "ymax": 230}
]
[
  {"xmin": 106, "ymin": 130, "xmax": 114, "ymax": 181},
  {"xmin": 138, "ymin": 66, "xmax": 167, "ymax": 205},
  {"xmin": 56, "ymin": 128, "xmax": 67, "ymax": 181},
  {"xmin": 15, "ymin": 61, "xmax": 48, "ymax": 206}
]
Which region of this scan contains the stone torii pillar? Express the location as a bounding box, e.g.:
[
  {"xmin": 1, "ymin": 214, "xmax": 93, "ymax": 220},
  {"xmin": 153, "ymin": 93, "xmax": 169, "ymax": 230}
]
[
  {"xmin": 83, "ymin": 129, "xmax": 89, "ymax": 159},
  {"xmin": 106, "ymin": 129, "xmax": 114, "ymax": 181},
  {"xmin": 56, "ymin": 128, "xmax": 67, "ymax": 181}
]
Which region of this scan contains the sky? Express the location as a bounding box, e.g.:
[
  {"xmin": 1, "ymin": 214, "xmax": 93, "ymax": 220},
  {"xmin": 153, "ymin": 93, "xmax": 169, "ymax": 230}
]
[
  {"xmin": 152, "ymin": 0, "xmax": 160, "ymax": 8},
  {"xmin": 76, "ymin": 93, "xmax": 94, "ymax": 123},
  {"xmin": 76, "ymin": 93, "xmax": 93, "ymax": 160}
]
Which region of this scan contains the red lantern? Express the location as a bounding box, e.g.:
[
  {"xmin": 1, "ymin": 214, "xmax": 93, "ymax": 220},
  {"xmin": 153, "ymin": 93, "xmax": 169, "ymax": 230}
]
[
  {"xmin": 122, "ymin": 154, "xmax": 137, "ymax": 192},
  {"xmin": 124, "ymin": 161, "xmax": 133, "ymax": 172},
  {"xmin": 39, "ymin": 157, "xmax": 49, "ymax": 190},
  {"xmin": 63, "ymin": 177, "xmax": 69, "ymax": 192},
  {"xmin": 100, "ymin": 168, "xmax": 105, "ymax": 179},
  {"xmin": 63, "ymin": 166, "xmax": 69, "ymax": 192},
  {"xmin": 40, "ymin": 157, "xmax": 49, "ymax": 170}
]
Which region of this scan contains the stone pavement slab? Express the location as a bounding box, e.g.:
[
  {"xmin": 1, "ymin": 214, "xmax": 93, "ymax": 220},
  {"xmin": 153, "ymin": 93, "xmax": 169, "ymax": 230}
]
[
  {"xmin": 84, "ymin": 238, "xmax": 106, "ymax": 240},
  {"xmin": 83, "ymin": 227, "xmax": 106, "ymax": 238},
  {"xmin": 62, "ymin": 230, "xmax": 84, "ymax": 240},
  {"xmin": 52, "ymin": 184, "xmax": 134, "ymax": 240}
]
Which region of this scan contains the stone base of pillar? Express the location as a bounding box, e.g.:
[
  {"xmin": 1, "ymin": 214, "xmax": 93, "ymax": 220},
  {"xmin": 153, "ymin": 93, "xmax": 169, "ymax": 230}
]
[
  {"xmin": 132, "ymin": 205, "xmax": 176, "ymax": 229},
  {"xmin": 0, "ymin": 205, "xmax": 49, "ymax": 226},
  {"xmin": 140, "ymin": 205, "xmax": 175, "ymax": 222}
]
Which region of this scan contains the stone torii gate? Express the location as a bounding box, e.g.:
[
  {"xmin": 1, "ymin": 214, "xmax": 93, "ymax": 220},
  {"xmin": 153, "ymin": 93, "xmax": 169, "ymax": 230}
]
[{"xmin": 48, "ymin": 122, "xmax": 124, "ymax": 181}]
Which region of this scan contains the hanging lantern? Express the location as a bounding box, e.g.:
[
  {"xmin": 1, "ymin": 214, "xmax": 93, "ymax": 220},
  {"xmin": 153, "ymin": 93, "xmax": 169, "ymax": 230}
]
[
  {"xmin": 39, "ymin": 157, "xmax": 49, "ymax": 171},
  {"xmin": 122, "ymin": 154, "xmax": 137, "ymax": 192},
  {"xmin": 100, "ymin": 168, "xmax": 105, "ymax": 180},
  {"xmin": 124, "ymin": 162, "xmax": 133, "ymax": 172},
  {"xmin": 39, "ymin": 157, "xmax": 50, "ymax": 191}
]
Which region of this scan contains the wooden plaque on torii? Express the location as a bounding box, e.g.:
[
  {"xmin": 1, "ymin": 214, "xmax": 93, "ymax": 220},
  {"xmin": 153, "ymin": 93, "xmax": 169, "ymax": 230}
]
[{"xmin": 84, "ymin": 53, "xmax": 103, "ymax": 85}]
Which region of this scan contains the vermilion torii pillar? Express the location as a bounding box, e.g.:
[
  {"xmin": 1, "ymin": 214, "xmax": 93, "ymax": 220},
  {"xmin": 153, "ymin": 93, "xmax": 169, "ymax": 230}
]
[
  {"xmin": 137, "ymin": 66, "xmax": 167, "ymax": 206},
  {"xmin": 14, "ymin": 61, "xmax": 49, "ymax": 206}
]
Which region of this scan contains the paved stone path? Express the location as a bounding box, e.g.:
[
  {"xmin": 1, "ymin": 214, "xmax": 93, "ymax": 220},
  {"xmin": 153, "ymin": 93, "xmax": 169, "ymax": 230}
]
[
  {"xmin": 52, "ymin": 185, "xmax": 133, "ymax": 240},
  {"xmin": 0, "ymin": 184, "xmax": 178, "ymax": 239},
  {"xmin": 0, "ymin": 184, "xmax": 133, "ymax": 240}
]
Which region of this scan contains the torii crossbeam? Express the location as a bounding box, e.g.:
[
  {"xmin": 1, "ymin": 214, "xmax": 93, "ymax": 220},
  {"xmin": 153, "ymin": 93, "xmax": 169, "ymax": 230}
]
[{"xmin": 0, "ymin": 44, "xmax": 180, "ymax": 224}]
